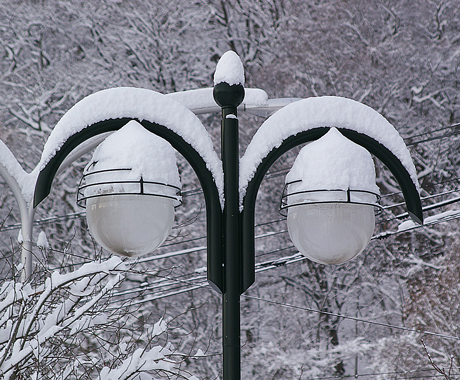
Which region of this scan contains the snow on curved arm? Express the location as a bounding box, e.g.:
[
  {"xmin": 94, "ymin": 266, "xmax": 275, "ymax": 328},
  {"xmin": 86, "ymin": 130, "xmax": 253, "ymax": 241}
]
[
  {"xmin": 239, "ymin": 96, "xmax": 420, "ymax": 202},
  {"xmin": 37, "ymin": 87, "xmax": 223, "ymax": 200}
]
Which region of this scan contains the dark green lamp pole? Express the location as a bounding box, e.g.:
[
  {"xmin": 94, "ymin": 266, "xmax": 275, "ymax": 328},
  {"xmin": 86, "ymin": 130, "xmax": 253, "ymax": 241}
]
[{"xmin": 213, "ymin": 81, "xmax": 245, "ymax": 379}]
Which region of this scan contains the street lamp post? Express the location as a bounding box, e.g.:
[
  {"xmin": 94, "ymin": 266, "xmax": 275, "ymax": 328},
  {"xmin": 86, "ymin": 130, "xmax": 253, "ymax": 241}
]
[
  {"xmin": 32, "ymin": 51, "xmax": 423, "ymax": 380},
  {"xmin": 213, "ymin": 81, "xmax": 245, "ymax": 379}
]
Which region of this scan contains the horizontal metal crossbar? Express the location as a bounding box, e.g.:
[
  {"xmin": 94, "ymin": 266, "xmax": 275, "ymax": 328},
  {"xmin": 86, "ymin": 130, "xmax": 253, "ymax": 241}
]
[{"xmin": 280, "ymin": 180, "xmax": 381, "ymax": 216}]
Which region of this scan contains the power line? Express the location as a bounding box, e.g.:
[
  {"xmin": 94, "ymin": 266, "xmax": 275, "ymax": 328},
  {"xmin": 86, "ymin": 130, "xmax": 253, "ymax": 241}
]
[
  {"xmin": 57, "ymin": 202, "xmax": 460, "ymax": 274},
  {"xmin": 111, "ymin": 252, "xmax": 308, "ymax": 302},
  {"xmin": 406, "ymin": 122, "xmax": 460, "ymax": 138},
  {"xmin": 2, "ymin": 174, "xmax": 459, "ymax": 235},
  {"xmin": 403, "ymin": 122, "xmax": 460, "ymax": 146},
  {"xmin": 242, "ymin": 295, "xmax": 460, "ymax": 341},
  {"xmin": 309, "ymin": 369, "xmax": 454, "ymax": 380},
  {"xmin": 107, "ymin": 247, "xmax": 458, "ymax": 346},
  {"xmin": 373, "ymin": 208, "xmax": 460, "ymax": 239},
  {"xmin": 6, "ymin": 198, "xmax": 459, "ymax": 288},
  {"xmin": 0, "ymin": 174, "xmax": 458, "ymax": 234}
]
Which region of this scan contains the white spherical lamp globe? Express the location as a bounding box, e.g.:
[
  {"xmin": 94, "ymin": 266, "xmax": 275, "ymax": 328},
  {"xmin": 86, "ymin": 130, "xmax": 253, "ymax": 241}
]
[
  {"xmin": 86, "ymin": 194, "xmax": 175, "ymax": 257},
  {"xmin": 287, "ymin": 203, "xmax": 375, "ymax": 265},
  {"xmin": 285, "ymin": 128, "xmax": 379, "ymax": 265}
]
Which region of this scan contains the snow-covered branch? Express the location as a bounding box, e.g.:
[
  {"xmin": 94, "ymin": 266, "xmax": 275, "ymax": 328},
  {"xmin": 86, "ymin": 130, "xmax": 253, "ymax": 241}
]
[{"xmin": 0, "ymin": 258, "xmax": 198, "ymax": 379}]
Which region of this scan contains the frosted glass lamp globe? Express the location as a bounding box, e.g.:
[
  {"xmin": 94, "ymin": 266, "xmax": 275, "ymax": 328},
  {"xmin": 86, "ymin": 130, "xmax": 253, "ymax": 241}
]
[
  {"xmin": 287, "ymin": 202, "xmax": 375, "ymax": 265},
  {"xmin": 86, "ymin": 194, "xmax": 175, "ymax": 257}
]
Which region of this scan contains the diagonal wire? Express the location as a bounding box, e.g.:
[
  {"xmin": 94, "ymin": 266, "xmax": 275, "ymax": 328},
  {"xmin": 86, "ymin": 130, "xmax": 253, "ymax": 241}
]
[{"xmin": 242, "ymin": 295, "xmax": 460, "ymax": 341}]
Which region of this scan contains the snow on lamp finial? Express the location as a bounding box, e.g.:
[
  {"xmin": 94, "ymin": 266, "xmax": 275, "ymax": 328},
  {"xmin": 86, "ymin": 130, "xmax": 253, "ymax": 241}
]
[
  {"xmin": 213, "ymin": 51, "xmax": 245, "ymax": 109},
  {"xmin": 213, "ymin": 51, "xmax": 245, "ymax": 86}
]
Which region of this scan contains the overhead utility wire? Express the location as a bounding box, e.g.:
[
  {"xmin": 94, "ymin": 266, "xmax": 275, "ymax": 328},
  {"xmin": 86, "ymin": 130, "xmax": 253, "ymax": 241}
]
[
  {"xmin": 115, "ymin": 204, "xmax": 460, "ymax": 300},
  {"xmin": 403, "ymin": 122, "xmax": 460, "ymax": 146},
  {"xmin": 51, "ymin": 201, "xmax": 460, "ymax": 289},
  {"xmin": 374, "ymin": 209, "xmax": 460, "ymax": 239},
  {"xmin": 3, "ymin": 180, "xmax": 456, "ymax": 238},
  {"xmin": 95, "ymin": 199, "xmax": 460, "ymax": 276},
  {"xmin": 4, "ymin": 123, "xmax": 460, "ymax": 288},
  {"xmin": 0, "ymin": 187, "xmax": 203, "ymax": 232},
  {"xmin": 112, "ymin": 252, "xmax": 307, "ymax": 301},
  {"xmin": 16, "ymin": 189, "xmax": 460, "ymax": 276},
  {"xmin": 242, "ymin": 295, "xmax": 460, "ymax": 341},
  {"xmin": 113, "ymin": 205, "xmax": 456, "ymax": 299},
  {"xmin": 309, "ymin": 369, "xmax": 453, "ymax": 380},
  {"xmin": 108, "ymin": 203, "xmax": 460, "ymax": 304},
  {"xmin": 0, "ymin": 169, "xmax": 456, "ymax": 236},
  {"xmin": 0, "ymin": 211, "xmax": 85, "ymax": 232},
  {"xmin": 46, "ymin": 218, "xmax": 288, "ymax": 271},
  {"xmin": 112, "ymin": 264, "xmax": 460, "ymax": 342},
  {"xmin": 382, "ymin": 188, "xmax": 460, "ymax": 209},
  {"xmin": 111, "ymin": 198, "xmax": 460, "ymax": 310}
]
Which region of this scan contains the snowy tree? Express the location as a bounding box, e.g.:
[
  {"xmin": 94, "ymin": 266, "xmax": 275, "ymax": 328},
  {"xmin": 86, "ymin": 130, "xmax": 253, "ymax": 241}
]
[{"xmin": 0, "ymin": 256, "xmax": 200, "ymax": 379}]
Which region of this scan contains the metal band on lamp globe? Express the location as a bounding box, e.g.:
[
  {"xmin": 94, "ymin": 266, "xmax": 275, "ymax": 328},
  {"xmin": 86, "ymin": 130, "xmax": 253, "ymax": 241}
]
[
  {"xmin": 86, "ymin": 194, "xmax": 175, "ymax": 257},
  {"xmin": 287, "ymin": 202, "xmax": 375, "ymax": 265}
]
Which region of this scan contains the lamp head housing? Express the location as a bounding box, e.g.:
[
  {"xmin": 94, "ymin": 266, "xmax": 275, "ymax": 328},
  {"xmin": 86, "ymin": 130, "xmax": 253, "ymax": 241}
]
[
  {"xmin": 283, "ymin": 128, "xmax": 379, "ymax": 265},
  {"xmin": 78, "ymin": 121, "xmax": 181, "ymax": 257}
]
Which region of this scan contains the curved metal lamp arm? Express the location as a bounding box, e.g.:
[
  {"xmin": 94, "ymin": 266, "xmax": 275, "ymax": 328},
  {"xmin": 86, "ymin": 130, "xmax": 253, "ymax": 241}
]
[
  {"xmin": 240, "ymin": 127, "xmax": 423, "ymax": 292},
  {"xmin": 33, "ymin": 118, "xmax": 224, "ymax": 292}
]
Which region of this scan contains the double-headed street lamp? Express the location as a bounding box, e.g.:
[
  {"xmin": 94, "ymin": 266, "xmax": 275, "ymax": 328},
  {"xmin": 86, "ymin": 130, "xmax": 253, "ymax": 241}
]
[{"xmin": 32, "ymin": 51, "xmax": 423, "ymax": 379}]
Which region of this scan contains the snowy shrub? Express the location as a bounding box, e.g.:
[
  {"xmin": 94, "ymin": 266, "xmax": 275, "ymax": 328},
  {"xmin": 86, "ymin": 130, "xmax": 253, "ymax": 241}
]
[{"xmin": 0, "ymin": 257, "xmax": 198, "ymax": 380}]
